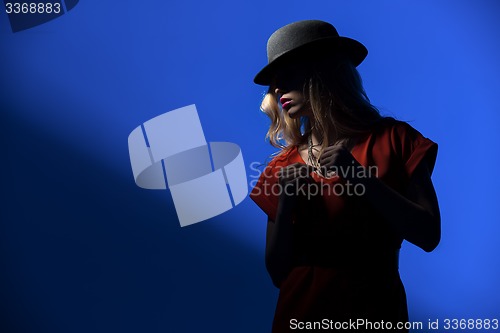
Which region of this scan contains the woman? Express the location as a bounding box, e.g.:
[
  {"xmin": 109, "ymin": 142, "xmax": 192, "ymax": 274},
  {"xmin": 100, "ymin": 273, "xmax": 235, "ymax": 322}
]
[{"xmin": 250, "ymin": 20, "xmax": 441, "ymax": 332}]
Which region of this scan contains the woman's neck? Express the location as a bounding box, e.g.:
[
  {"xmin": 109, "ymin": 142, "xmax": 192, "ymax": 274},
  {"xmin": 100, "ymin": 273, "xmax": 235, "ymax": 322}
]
[
  {"xmin": 309, "ymin": 120, "xmax": 337, "ymax": 146},
  {"xmin": 308, "ymin": 120, "xmax": 356, "ymax": 151}
]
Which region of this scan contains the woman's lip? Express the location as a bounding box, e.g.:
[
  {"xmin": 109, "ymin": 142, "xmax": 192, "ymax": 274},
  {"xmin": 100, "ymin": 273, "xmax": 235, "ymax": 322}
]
[
  {"xmin": 282, "ymin": 100, "xmax": 292, "ymax": 109},
  {"xmin": 280, "ymin": 97, "xmax": 291, "ymax": 104}
]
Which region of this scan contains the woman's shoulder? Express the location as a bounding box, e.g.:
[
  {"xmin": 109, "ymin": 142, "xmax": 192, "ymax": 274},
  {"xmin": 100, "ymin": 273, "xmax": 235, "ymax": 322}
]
[
  {"xmin": 368, "ymin": 117, "xmax": 426, "ymax": 141},
  {"xmin": 371, "ymin": 116, "xmax": 407, "ymax": 132},
  {"xmin": 265, "ymin": 145, "xmax": 299, "ymax": 167},
  {"xmin": 367, "ymin": 117, "xmax": 438, "ymax": 175}
]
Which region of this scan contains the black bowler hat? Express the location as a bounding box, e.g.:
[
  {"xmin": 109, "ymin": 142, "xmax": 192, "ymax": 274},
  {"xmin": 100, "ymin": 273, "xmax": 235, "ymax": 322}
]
[{"xmin": 254, "ymin": 20, "xmax": 368, "ymax": 86}]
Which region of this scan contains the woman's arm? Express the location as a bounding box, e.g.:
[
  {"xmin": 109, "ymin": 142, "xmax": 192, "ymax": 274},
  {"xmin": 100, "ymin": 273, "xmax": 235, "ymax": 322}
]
[
  {"xmin": 354, "ymin": 161, "xmax": 441, "ymax": 252},
  {"xmin": 320, "ymin": 145, "xmax": 441, "ymax": 252},
  {"xmin": 265, "ymin": 198, "xmax": 294, "ymax": 289},
  {"xmin": 265, "ymin": 163, "xmax": 314, "ymax": 288}
]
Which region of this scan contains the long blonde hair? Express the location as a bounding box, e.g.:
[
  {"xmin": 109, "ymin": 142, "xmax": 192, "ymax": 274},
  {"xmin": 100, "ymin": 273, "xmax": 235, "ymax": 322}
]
[{"xmin": 260, "ymin": 55, "xmax": 384, "ymax": 155}]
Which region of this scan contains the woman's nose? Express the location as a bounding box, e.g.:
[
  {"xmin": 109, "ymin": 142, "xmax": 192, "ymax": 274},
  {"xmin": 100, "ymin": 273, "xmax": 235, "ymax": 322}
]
[{"xmin": 275, "ymin": 87, "xmax": 285, "ymax": 95}]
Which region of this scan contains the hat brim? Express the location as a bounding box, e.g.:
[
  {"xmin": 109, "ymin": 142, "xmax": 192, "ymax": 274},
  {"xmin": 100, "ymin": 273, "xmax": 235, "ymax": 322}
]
[{"xmin": 253, "ymin": 36, "xmax": 367, "ymax": 86}]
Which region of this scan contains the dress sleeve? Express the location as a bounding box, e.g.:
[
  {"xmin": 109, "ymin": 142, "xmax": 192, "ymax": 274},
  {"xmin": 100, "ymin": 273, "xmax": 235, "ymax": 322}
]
[
  {"xmin": 390, "ymin": 122, "xmax": 438, "ymax": 177},
  {"xmin": 249, "ymin": 157, "xmax": 283, "ymax": 222}
]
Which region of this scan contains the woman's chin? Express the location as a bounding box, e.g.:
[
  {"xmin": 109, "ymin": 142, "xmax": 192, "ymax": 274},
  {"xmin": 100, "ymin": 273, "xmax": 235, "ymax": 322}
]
[
  {"xmin": 287, "ymin": 110, "xmax": 307, "ymax": 119},
  {"xmin": 285, "ymin": 105, "xmax": 311, "ymax": 119},
  {"xmin": 286, "ymin": 108, "xmax": 301, "ymax": 118}
]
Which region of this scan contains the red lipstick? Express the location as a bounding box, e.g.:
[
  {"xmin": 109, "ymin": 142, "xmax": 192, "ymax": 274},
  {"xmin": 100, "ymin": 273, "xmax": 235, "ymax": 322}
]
[{"xmin": 280, "ymin": 97, "xmax": 292, "ymax": 109}]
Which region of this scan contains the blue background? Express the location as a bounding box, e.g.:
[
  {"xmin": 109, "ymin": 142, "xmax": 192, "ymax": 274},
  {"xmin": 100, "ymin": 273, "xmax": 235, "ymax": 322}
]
[{"xmin": 1, "ymin": 1, "xmax": 499, "ymax": 332}]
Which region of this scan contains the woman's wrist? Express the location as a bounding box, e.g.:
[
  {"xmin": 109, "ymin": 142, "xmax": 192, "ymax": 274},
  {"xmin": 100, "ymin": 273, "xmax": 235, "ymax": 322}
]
[{"xmin": 276, "ymin": 192, "xmax": 298, "ymax": 221}]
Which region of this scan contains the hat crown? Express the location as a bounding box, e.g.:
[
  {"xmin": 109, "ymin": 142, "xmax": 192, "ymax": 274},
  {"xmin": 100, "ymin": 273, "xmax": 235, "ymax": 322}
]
[
  {"xmin": 254, "ymin": 20, "xmax": 367, "ymax": 85},
  {"xmin": 267, "ymin": 20, "xmax": 340, "ymax": 63}
]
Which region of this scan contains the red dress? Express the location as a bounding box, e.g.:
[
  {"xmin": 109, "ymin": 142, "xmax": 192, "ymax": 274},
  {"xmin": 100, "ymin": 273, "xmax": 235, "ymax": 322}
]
[{"xmin": 250, "ymin": 120, "xmax": 437, "ymax": 332}]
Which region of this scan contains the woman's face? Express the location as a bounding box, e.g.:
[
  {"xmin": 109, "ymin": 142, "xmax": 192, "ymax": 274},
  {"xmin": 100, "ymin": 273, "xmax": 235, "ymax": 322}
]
[{"xmin": 273, "ymin": 64, "xmax": 312, "ymax": 119}]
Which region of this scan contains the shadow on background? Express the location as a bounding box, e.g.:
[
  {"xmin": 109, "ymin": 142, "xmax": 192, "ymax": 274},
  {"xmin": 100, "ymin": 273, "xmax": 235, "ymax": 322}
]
[
  {"xmin": 1, "ymin": 3, "xmax": 499, "ymax": 328},
  {"xmin": 0, "ymin": 106, "xmax": 276, "ymax": 333}
]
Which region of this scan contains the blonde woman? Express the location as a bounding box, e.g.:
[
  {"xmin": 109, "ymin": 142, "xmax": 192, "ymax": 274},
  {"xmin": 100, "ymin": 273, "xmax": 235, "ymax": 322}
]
[{"xmin": 250, "ymin": 20, "xmax": 440, "ymax": 332}]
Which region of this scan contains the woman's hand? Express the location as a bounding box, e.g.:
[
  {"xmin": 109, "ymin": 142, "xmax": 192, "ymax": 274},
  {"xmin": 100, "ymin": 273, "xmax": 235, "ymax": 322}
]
[
  {"xmin": 318, "ymin": 143, "xmax": 362, "ymax": 180},
  {"xmin": 277, "ymin": 162, "xmax": 315, "ymax": 203},
  {"xmin": 319, "ymin": 143, "xmax": 441, "ymax": 252}
]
